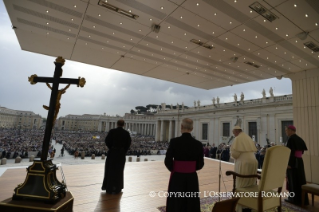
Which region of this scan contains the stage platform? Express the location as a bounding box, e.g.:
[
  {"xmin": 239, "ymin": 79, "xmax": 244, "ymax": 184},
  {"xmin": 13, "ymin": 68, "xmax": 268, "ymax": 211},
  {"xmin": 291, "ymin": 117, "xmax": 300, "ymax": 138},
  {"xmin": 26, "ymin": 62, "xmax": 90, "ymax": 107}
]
[{"xmin": 0, "ymin": 158, "xmax": 317, "ymax": 212}]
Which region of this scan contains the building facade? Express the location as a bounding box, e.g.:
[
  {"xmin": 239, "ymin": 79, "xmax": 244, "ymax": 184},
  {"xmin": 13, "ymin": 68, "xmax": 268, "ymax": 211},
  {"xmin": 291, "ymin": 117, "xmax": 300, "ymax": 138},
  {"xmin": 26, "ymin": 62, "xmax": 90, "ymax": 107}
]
[
  {"xmin": 56, "ymin": 94, "xmax": 293, "ymax": 147},
  {"xmin": 155, "ymin": 95, "xmax": 293, "ymax": 147},
  {"xmin": 0, "ymin": 106, "xmax": 43, "ymax": 130},
  {"xmin": 57, "ymin": 113, "xmax": 157, "ymax": 136}
]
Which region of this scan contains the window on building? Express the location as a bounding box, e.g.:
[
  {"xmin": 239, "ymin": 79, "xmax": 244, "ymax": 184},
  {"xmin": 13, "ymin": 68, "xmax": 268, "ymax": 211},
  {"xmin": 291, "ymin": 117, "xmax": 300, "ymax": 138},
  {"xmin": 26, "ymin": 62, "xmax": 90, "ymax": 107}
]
[
  {"xmin": 202, "ymin": 123, "xmax": 208, "ymax": 140},
  {"xmin": 282, "ymin": 120, "xmax": 293, "ymax": 144},
  {"xmin": 223, "ymin": 123, "xmax": 230, "ymax": 137},
  {"xmin": 248, "ymin": 122, "xmax": 258, "ymax": 142}
]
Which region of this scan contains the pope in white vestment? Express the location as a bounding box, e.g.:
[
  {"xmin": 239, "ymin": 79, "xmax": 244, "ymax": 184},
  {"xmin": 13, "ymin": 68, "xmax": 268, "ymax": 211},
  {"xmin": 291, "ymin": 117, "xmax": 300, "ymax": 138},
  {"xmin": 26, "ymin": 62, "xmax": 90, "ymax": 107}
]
[{"xmin": 230, "ymin": 126, "xmax": 258, "ymax": 188}]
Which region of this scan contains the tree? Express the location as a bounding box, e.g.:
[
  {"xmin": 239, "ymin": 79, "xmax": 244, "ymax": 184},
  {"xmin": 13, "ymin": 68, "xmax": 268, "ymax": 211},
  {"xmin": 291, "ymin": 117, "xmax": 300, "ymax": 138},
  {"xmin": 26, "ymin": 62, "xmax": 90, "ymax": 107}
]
[
  {"xmin": 146, "ymin": 104, "xmax": 158, "ymax": 110},
  {"xmin": 135, "ymin": 106, "xmax": 147, "ymax": 114}
]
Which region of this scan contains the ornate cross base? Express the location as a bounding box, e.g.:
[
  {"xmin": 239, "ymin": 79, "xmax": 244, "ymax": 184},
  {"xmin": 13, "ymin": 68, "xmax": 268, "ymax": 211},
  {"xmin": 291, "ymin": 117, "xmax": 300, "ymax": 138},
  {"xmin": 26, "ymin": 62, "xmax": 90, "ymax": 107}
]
[{"xmin": 12, "ymin": 160, "xmax": 66, "ymax": 203}]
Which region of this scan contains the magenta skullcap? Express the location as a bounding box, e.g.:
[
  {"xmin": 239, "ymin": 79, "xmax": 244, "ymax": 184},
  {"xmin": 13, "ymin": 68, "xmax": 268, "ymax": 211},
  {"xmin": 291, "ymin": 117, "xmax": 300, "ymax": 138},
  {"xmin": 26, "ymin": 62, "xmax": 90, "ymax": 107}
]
[{"xmin": 287, "ymin": 125, "xmax": 296, "ymax": 131}]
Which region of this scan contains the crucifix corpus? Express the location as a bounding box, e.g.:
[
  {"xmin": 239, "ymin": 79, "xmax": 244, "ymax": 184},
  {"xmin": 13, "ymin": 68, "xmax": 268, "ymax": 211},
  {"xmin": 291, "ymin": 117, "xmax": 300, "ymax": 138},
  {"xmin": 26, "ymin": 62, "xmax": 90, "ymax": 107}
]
[{"xmin": 12, "ymin": 56, "xmax": 86, "ymax": 203}]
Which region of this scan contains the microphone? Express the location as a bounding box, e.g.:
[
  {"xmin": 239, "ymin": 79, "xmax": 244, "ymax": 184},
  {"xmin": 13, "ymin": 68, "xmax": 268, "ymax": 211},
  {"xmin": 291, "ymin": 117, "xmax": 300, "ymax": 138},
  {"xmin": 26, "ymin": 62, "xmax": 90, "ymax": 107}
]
[
  {"xmin": 218, "ymin": 137, "xmax": 233, "ymax": 202},
  {"xmin": 228, "ymin": 136, "xmax": 234, "ymax": 145}
]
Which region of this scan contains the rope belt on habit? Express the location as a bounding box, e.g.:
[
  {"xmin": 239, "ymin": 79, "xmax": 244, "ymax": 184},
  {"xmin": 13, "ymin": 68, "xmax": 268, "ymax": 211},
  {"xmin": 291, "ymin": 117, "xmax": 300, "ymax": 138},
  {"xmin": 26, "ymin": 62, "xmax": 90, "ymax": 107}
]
[{"xmin": 295, "ymin": 150, "xmax": 302, "ymax": 158}]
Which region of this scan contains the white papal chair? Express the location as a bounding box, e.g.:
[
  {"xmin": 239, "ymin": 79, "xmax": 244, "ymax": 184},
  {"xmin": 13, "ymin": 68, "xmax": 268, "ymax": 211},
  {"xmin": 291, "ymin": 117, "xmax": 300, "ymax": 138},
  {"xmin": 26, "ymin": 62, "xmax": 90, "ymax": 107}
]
[{"xmin": 226, "ymin": 146, "xmax": 291, "ymax": 212}]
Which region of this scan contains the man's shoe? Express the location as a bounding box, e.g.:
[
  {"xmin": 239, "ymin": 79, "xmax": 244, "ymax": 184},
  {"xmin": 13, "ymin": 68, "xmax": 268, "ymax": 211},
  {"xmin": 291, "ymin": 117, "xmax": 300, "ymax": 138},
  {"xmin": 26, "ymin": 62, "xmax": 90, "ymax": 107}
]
[{"xmin": 112, "ymin": 190, "xmax": 122, "ymax": 194}]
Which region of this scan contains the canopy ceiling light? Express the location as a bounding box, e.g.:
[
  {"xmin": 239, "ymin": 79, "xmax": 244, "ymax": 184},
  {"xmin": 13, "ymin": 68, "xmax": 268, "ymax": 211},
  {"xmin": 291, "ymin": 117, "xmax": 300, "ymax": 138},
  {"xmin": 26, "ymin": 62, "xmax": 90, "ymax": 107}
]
[
  {"xmin": 98, "ymin": 0, "xmax": 139, "ymax": 20},
  {"xmin": 190, "ymin": 39, "xmax": 213, "ymax": 50},
  {"xmin": 151, "ymin": 24, "xmax": 161, "ymax": 33},
  {"xmin": 244, "ymin": 61, "xmax": 260, "ymax": 68},
  {"xmin": 249, "ymin": 2, "xmax": 278, "ymax": 22},
  {"xmin": 304, "ymin": 41, "xmax": 319, "ymax": 52},
  {"xmin": 230, "ymin": 57, "xmax": 238, "ymax": 63}
]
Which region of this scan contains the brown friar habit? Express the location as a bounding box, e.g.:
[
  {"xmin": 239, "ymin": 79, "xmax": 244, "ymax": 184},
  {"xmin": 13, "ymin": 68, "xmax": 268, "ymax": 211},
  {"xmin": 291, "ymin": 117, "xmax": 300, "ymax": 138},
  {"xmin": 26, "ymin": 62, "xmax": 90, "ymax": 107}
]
[
  {"xmin": 286, "ymin": 133, "xmax": 309, "ymax": 205},
  {"xmin": 102, "ymin": 127, "xmax": 131, "ymax": 193},
  {"xmin": 165, "ymin": 133, "xmax": 204, "ymax": 212}
]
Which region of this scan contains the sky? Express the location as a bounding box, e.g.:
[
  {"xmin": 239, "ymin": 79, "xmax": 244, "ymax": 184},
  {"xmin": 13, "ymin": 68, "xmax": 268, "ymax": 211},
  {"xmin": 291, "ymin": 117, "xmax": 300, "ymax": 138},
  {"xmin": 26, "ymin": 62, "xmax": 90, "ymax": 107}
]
[{"xmin": 0, "ymin": 2, "xmax": 292, "ymax": 118}]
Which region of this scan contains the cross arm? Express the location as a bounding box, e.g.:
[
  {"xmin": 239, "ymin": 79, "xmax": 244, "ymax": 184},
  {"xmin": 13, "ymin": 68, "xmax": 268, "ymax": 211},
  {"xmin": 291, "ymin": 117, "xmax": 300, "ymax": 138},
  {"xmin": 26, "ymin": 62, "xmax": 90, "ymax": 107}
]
[
  {"xmin": 34, "ymin": 77, "xmax": 79, "ymax": 85},
  {"xmin": 28, "ymin": 75, "xmax": 86, "ymax": 87}
]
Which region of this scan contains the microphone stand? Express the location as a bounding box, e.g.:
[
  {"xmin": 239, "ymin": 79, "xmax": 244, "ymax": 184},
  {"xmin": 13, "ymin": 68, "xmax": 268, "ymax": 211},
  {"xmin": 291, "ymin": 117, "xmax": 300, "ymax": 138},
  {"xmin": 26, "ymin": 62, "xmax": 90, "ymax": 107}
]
[
  {"xmin": 218, "ymin": 136, "xmax": 234, "ymax": 202},
  {"xmin": 218, "ymin": 148, "xmax": 224, "ymax": 202}
]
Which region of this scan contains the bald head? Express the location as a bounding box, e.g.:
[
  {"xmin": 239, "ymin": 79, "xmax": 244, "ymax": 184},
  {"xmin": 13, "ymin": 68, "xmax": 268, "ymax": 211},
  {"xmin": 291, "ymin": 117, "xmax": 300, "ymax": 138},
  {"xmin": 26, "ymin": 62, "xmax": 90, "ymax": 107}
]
[{"xmin": 181, "ymin": 118, "xmax": 193, "ymax": 132}]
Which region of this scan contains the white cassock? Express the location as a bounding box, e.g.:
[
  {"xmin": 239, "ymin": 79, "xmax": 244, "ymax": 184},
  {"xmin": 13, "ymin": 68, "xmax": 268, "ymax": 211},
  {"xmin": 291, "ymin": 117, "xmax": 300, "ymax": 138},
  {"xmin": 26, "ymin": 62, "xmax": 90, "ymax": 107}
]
[{"xmin": 230, "ymin": 132, "xmax": 258, "ymax": 188}]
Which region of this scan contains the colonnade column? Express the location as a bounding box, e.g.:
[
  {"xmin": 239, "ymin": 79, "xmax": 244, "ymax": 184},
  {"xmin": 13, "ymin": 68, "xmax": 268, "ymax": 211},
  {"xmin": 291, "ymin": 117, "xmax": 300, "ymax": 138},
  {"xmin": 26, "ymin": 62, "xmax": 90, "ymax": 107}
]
[
  {"xmin": 105, "ymin": 121, "xmax": 109, "ymax": 132},
  {"xmin": 152, "ymin": 124, "xmax": 154, "ymax": 136},
  {"xmin": 160, "ymin": 120, "xmax": 164, "ymax": 141},
  {"xmin": 151, "ymin": 124, "xmax": 153, "ymax": 136},
  {"xmin": 155, "ymin": 121, "xmax": 158, "ymax": 140},
  {"xmin": 155, "ymin": 120, "xmax": 160, "ymax": 141},
  {"xmin": 168, "ymin": 120, "xmax": 172, "ymax": 141},
  {"xmin": 143, "ymin": 124, "xmax": 145, "ymax": 135},
  {"xmin": 175, "ymin": 120, "xmax": 179, "ymax": 137},
  {"xmin": 288, "ymin": 69, "xmax": 319, "ymax": 183},
  {"xmin": 146, "ymin": 123, "xmax": 149, "ymax": 135},
  {"xmin": 98, "ymin": 122, "xmax": 102, "ymax": 132}
]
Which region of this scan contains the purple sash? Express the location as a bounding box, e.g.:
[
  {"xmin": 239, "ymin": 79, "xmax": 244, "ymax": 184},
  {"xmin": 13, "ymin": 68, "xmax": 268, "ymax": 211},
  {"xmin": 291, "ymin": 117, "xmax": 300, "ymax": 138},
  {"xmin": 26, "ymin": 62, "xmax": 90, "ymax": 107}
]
[
  {"xmin": 169, "ymin": 161, "xmax": 196, "ymax": 183},
  {"xmin": 295, "ymin": 150, "xmax": 302, "ymax": 158},
  {"xmin": 173, "ymin": 160, "xmax": 196, "ymax": 173}
]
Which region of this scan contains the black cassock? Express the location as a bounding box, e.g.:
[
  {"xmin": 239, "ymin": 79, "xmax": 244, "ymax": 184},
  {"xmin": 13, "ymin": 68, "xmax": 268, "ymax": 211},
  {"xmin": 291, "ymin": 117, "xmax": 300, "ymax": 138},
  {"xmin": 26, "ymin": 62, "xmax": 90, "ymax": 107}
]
[
  {"xmin": 221, "ymin": 148, "xmax": 230, "ymax": 162},
  {"xmin": 102, "ymin": 127, "xmax": 131, "ymax": 193},
  {"xmin": 165, "ymin": 133, "xmax": 204, "ymax": 212},
  {"xmin": 210, "ymin": 147, "xmax": 217, "ymax": 159},
  {"xmin": 286, "ymin": 133, "xmax": 308, "ymax": 205}
]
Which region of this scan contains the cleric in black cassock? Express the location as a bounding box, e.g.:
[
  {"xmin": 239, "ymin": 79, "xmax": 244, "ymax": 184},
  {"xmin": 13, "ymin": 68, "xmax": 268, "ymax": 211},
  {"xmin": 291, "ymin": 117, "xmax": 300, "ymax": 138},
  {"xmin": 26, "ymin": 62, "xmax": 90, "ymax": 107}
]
[
  {"xmin": 165, "ymin": 118, "xmax": 204, "ymax": 212},
  {"xmin": 285, "ymin": 125, "xmax": 309, "ymax": 205},
  {"xmin": 102, "ymin": 120, "xmax": 131, "ymax": 194}
]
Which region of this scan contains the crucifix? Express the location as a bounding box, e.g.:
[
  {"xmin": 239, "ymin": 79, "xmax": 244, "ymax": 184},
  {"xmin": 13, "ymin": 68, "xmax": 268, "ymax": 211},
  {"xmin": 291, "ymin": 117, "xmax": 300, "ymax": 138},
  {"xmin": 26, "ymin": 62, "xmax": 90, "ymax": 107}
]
[
  {"xmin": 28, "ymin": 56, "xmax": 85, "ymax": 160},
  {"xmin": 13, "ymin": 56, "xmax": 86, "ymax": 202}
]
